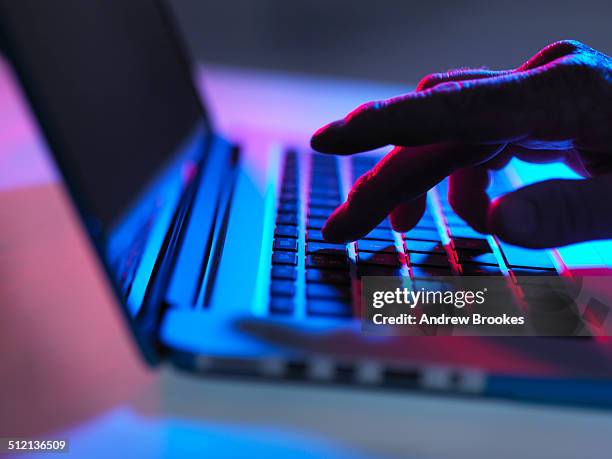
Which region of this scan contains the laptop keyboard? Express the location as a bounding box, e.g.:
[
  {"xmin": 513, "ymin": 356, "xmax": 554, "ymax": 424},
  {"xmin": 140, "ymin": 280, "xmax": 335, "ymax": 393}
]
[{"xmin": 268, "ymin": 151, "xmax": 558, "ymax": 319}]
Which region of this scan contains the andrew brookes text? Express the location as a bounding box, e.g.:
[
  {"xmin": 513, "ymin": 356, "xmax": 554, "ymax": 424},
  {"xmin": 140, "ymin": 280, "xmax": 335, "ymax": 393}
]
[{"xmin": 370, "ymin": 286, "xmax": 524, "ymax": 327}]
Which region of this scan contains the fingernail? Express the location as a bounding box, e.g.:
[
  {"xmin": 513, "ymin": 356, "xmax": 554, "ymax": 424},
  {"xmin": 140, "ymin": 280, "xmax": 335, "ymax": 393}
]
[{"xmin": 489, "ymin": 197, "xmax": 539, "ymax": 243}]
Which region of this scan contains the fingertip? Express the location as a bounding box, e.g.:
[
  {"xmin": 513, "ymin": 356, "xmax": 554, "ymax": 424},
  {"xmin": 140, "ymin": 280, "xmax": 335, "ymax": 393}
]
[
  {"xmin": 321, "ymin": 224, "xmax": 345, "ymax": 243},
  {"xmin": 389, "ymin": 215, "xmax": 414, "ymax": 233},
  {"xmin": 321, "ymin": 204, "xmax": 351, "ymax": 243},
  {"xmin": 389, "ymin": 198, "xmax": 426, "ymax": 232},
  {"xmin": 310, "ymin": 121, "xmax": 343, "ymax": 153},
  {"xmin": 488, "ymin": 195, "xmax": 539, "ymax": 245},
  {"xmin": 322, "ymin": 202, "xmax": 381, "ymax": 243},
  {"xmin": 449, "ymin": 191, "xmax": 490, "ymax": 234}
]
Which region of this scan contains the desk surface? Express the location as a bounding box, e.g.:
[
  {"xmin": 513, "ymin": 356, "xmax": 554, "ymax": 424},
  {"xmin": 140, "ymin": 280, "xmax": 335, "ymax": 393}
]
[{"xmin": 0, "ymin": 59, "xmax": 611, "ymax": 458}]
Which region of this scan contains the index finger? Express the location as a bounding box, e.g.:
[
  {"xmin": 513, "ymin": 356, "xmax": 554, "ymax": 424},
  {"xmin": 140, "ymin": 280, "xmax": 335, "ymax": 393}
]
[
  {"xmin": 311, "ymin": 68, "xmax": 556, "ymax": 155},
  {"xmin": 322, "ymin": 143, "xmax": 502, "ymax": 242}
]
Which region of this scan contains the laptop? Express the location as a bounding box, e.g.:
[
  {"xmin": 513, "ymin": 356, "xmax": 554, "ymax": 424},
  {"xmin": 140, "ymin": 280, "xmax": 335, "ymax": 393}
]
[{"xmin": 2, "ymin": 0, "xmax": 612, "ymax": 406}]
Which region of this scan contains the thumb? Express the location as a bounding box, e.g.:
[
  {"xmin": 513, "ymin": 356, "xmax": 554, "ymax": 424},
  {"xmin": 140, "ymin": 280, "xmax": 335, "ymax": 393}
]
[{"xmin": 488, "ymin": 176, "xmax": 612, "ymax": 248}]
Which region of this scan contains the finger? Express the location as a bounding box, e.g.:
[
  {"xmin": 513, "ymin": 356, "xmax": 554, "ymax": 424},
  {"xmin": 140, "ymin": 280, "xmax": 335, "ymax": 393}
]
[
  {"xmin": 322, "ymin": 144, "xmax": 499, "ymax": 243},
  {"xmin": 448, "ymin": 166, "xmax": 492, "ymax": 234},
  {"xmin": 488, "ymin": 176, "xmax": 612, "ymax": 248},
  {"xmin": 311, "ymin": 64, "xmax": 568, "ymax": 154},
  {"xmin": 420, "ymin": 42, "xmax": 580, "ymax": 97},
  {"xmin": 385, "ymin": 69, "xmax": 507, "ymax": 233},
  {"xmin": 389, "ymin": 194, "xmax": 427, "ymax": 232},
  {"xmin": 312, "ymin": 40, "xmax": 581, "ymax": 155},
  {"xmin": 448, "ymin": 140, "xmax": 577, "ymax": 233},
  {"xmin": 518, "ymin": 40, "xmax": 586, "ymax": 70},
  {"xmin": 416, "ymin": 68, "xmax": 509, "ymax": 91}
]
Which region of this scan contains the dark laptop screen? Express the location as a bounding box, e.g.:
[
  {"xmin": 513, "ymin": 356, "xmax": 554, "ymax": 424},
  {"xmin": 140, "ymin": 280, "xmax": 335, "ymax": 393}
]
[{"xmin": 0, "ymin": 0, "xmax": 208, "ymax": 230}]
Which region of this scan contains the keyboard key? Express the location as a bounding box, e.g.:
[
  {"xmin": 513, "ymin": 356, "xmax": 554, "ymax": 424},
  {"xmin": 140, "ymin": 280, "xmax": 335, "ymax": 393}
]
[
  {"xmin": 358, "ymin": 252, "xmax": 401, "ymax": 267},
  {"xmin": 275, "ymin": 225, "xmax": 299, "ymax": 238},
  {"xmin": 447, "ymin": 225, "xmax": 484, "ymax": 239},
  {"xmin": 307, "ymin": 242, "xmax": 346, "ymax": 253},
  {"xmin": 311, "ymin": 177, "xmax": 339, "ymax": 187},
  {"xmin": 307, "ymin": 284, "xmax": 352, "ymax": 300},
  {"xmin": 270, "ymin": 281, "xmax": 296, "ymax": 297},
  {"xmin": 418, "ymin": 214, "xmax": 436, "ymax": 223},
  {"xmin": 307, "ymin": 254, "xmax": 349, "ymax": 270},
  {"xmin": 307, "ymin": 218, "xmax": 328, "ymax": 229},
  {"xmin": 311, "ymin": 165, "xmax": 338, "ymax": 173},
  {"xmin": 277, "ymin": 213, "xmax": 298, "ymax": 226},
  {"xmin": 281, "ymin": 183, "xmax": 298, "ymax": 194},
  {"xmin": 362, "ymin": 228, "xmax": 395, "ymax": 241},
  {"xmin": 404, "ymin": 239, "xmax": 446, "ymax": 254},
  {"xmin": 272, "ymin": 252, "xmax": 298, "ymax": 265},
  {"xmin": 309, "ymin": 189, "xmax": 341, "ymax": 200},
  {"xmin": 308, "ymin": 207, "xmax": 333, "ymax": 219},
  {"xmin": 457, "ymin": 251, "xmax": 499, "ymax": 266},
  {"xmin": 461, "ymin": 264, "xmax": 503, "ymax": 276},
  {"xmin": 270, "ymin": 297, "xmax": 295, "ymax": 315},
  {"xmin": 279, "ymin": 202, "xmax": 299, "ymax": 213},
  {"xmin": 309, "ymin": 197, "xmax": 341, "ymax": 208},
  {"xmin": 307, "ymin": 299, "xmax": 352, "ymax": 317},
  {"xmin": 403, "ymin": 228, "xmax": 440, "ymax": 241},
  {"xmin": 282, "ymin": 183, "xmax": 298, "ymax": 192},
  {"xmin": 444, "ymin": 215, "xmax": 468, "ymax": 226},
  {"xmin": 306, "ymin": 269, "xmax": 351, "ymax": 285},
  {"xmin": 497, "ymin": 242, "xmax": 557, "ymax": 270},
  {"xmin": 310, "ymin": 173, "xmax": 338, "ymax": 182},
  {"xmin": 357, "ymin": 265, "xmax": 402, "ymax": 277},
  {"xmin": 273, "ymin": 238, "xmax": 298, "ymax": 252},
  {"xmin": 280, "ymin": 192, "xmax": 299, "ymax": 202},
  {"xmin": 452, "ymin": 237, "xmax": 491, "ymax": 251},
  {"xmin": 356, "ymin": 239, "xmax": 397, "ymax": 253},
  {"xmin": 306, "ymin": 229, "xmax": 325, "ymax": 241},
  {"xmin": 283, "ymin": 178, "xmax": 298, "ymax": 188},
  {"xmin": 406, "ymin": 252, "xmax": 450, "ymax": 268},
  {"xmin": 271, "ymin": 265, "xmax": 297, "ymax": 280},
  {"xmin": 511, "ymin": 268, "xmax": 558, "ymax": 276},
  {"xmin": 410, "ymin": 265, "xmax": 453, "ymax": 277},
  {"xmin": 413, "ymin": 221, "xmax": 438, "ymax": 231}
]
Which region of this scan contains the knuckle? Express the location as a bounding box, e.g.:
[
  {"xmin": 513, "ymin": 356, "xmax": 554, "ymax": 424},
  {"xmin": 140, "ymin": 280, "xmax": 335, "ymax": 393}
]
[
  {"xmin": 432, "ymin": 81, "xmax": 464, "ymax": 93},
  {"xmin": 417, "ymin": 70, "xmax": 474, "ymax": 91},
  {"xmin": 539, "ymin": 56, "xmax": 607, "ymax": 137},
  {"xmin": 548, "ymin": 39, "xmax": 587, "ymax": 54},
  {"xmin": 417, "ymin": 72, "xmax": 446, "ymax": 91},
  {"xmin": 347, "ymin": 101, "xmax": 381, "ymax": 122}
]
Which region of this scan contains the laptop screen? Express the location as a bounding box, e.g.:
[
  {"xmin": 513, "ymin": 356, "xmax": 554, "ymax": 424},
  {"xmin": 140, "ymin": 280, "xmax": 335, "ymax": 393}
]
[{"xmin": 0, "ymin": 0, "xmax": 208, "ymax": 231}]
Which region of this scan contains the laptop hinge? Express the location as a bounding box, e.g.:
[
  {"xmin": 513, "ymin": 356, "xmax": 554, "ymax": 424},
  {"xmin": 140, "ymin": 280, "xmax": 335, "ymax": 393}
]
[{"xmin": 135, "ymin": 137, "xmax": 239, "ymax": 348}]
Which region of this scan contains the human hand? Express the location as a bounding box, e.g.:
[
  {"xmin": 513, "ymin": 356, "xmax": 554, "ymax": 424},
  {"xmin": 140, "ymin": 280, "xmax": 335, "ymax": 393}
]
[{"xmin": 312, "ymin": 40, "xmax": 612, "ymax": 248}]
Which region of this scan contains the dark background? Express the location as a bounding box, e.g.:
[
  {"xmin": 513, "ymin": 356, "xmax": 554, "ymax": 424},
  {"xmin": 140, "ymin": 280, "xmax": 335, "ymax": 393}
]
[{"xmin": 170, "ymin": 0, "xmax": 612, "ymax": 84}]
